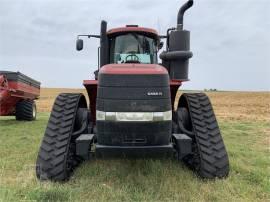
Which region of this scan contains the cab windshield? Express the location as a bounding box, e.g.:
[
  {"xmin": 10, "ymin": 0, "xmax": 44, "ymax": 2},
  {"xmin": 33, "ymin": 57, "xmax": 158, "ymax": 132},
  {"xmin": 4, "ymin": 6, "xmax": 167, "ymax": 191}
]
[{"xmin": 109, "ymin": 33, "xmax": 158, "ymax": 64}]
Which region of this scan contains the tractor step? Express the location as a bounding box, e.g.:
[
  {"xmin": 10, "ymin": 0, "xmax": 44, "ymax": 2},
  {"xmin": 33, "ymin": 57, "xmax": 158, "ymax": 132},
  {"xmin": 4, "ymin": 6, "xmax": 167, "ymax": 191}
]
[
  {"xmin": 76, "ymin": 134, "xmax": 95, "ymax": 160},
  {"xmin": 172, "ymin": 133, "xmax": 192, "ymax": 159},
  {"xmin": 95, "ymin": 144, "xmax": 174, "ymax": 158},
  {"xmin": 76, "ymin": 134, "xmax": 193, "ymax": 159}
]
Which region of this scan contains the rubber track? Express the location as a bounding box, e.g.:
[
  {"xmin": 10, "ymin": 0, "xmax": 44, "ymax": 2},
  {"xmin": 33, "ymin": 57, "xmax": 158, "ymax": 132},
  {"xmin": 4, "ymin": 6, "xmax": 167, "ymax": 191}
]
[
  {"xmin": 36, "ymin": 93, "xmax": 83, "ymax": 181},
  {"xmin": 16, "ymin": 100, "xmax": 35, "ymax": 121},
  {"xmin": 182, "ymin": 93, "xmax": 229, "ymax": 178}
]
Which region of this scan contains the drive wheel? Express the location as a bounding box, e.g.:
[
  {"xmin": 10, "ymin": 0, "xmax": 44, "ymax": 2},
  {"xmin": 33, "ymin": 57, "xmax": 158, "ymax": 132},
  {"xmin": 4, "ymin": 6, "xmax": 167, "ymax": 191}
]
[
  {"xmin": 15, "ymin": 100, "xmax": 36, "ymax": 121},
  {"xmin": 176, "ymin": 93, "xmax": 229, "ymax": 179},
  {"xmin": 36, "ymin": 93, "xmax": 88, "ymax": 181}
]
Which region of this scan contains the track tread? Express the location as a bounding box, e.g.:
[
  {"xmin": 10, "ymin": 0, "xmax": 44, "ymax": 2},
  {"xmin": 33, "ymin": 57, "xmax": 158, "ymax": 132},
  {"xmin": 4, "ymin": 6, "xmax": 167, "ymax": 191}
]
[
  {"xmin": 36, "ymin": 93, "xmax": 84, "ymax": 181},
  {"xmin": 181, "ymin": 93, "xmax": 229, "ymax": 178}
]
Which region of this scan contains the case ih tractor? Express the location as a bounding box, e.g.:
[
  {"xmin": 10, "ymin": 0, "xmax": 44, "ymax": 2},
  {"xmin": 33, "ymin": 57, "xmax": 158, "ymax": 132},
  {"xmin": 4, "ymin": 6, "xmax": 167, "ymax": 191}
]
[
  {"xmin": 36, "ymin": 0, "xmax": 229, "ymax": 181},
  {"xmin": 0, "ymin": 71, "xmax": 40, "ymax": 121}
]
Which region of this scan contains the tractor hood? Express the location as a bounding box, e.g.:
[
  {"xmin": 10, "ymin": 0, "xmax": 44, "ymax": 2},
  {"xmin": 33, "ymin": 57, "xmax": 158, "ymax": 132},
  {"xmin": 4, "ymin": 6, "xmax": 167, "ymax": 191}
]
[
  {"xmin": 99, "ymin": 64, "xmax": 168, "ymax": 75},
  {"xmin": 97, "ymin": 63, "xmax": 171, "ymax": 112},
  {"xmin": 98, "ymin": 64, "xmax": 169, "ymax": 87},
  {"xmin": 97, "ymin": 63, "xmax": 172, "ymax": 146}
]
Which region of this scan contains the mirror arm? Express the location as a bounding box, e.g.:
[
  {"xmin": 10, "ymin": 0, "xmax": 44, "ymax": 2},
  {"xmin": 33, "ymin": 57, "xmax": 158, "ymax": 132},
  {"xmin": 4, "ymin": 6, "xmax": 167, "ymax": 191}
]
[{"xmin": 77, "ymin": 34, "xmax": 100, "ymax": 39}]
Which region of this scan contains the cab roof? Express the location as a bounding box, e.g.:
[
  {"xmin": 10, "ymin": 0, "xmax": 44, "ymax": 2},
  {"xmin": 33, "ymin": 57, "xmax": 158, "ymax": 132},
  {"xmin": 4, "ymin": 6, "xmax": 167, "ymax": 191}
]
[{"xmin": 107, "ymin": 25, "xmax": 159, "ymax": 40}]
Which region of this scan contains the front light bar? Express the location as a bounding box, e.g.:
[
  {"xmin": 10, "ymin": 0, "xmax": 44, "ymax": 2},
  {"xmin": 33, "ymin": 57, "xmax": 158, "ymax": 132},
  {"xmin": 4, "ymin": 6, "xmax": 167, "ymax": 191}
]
[{"xmin": 96, "ymin": 110, "xmax": 172, "ymax": 122}]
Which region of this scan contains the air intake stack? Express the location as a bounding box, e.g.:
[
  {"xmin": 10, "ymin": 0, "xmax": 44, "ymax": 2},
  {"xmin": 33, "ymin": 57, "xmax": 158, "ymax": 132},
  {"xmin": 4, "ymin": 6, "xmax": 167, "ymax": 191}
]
[{"xmin": 160, "ymin": 0, "xmax": 193, "ymax": 80}]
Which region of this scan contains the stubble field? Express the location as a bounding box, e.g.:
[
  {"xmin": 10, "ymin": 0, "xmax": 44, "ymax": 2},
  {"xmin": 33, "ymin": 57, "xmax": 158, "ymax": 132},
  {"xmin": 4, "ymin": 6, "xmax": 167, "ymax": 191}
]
[
  {"xmin": 0, "ymin": 88, "xmax": 269, "ymax": 201},
  {"xmin": 37, "ymin": 88, "xmax": 270, "ymax": 122}
]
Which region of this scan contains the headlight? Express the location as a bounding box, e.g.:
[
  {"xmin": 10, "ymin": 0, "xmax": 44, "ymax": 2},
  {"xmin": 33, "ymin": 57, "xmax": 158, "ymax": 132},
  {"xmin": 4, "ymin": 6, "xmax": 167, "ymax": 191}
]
[
  {"xmin": 96, "ymin": 110, "xmax": 105, "ymax": 121},
  {"xmin": 153, "ymin": 111, "xmax": 172, "ymax": 121},
  {"xmin": 116, "ymin": 112, "xmax": 153, "ymax": 122},
  {"xmin": 105, "ymin": 112, "xmax": 116, "ymax": 121},
  {"xmin": 162, "ymin": 110, "xmax": 172, "ymax": 121},
  {"xmin": 96, "ymin": 111, "xmax": 172, "ymax": 122}
]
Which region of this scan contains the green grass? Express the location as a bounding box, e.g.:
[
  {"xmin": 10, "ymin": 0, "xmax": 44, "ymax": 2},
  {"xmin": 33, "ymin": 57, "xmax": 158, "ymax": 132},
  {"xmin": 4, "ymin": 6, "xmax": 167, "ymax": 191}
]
[{"xmin": 0, "ymin": 113, "xmax": 269, "ymax": 202}]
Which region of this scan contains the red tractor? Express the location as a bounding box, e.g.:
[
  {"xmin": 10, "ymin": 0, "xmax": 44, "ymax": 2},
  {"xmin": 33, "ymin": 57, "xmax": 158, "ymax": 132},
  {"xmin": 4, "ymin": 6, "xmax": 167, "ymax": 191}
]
[
  {"xmin": 0, "ymin": 71, "xmax": 40, "ymax": 121},
  {"xmin": 36, "ymin": 0, "xmax": 229, "ymax": 181}
]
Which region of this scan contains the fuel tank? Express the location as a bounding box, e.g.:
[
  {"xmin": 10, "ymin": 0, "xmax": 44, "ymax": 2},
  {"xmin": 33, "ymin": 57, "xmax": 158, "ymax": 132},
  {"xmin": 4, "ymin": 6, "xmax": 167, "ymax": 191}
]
[{"xmin": 96, "ymin": 64, "xmax": 172, "ymax": 146}]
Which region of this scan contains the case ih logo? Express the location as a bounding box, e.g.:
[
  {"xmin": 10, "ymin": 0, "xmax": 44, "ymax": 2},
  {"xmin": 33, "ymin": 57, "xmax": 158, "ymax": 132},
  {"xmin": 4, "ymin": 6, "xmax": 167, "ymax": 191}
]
[{"xmin": 147, "ymin": 92, "xmax": 163, "ymax": 96}]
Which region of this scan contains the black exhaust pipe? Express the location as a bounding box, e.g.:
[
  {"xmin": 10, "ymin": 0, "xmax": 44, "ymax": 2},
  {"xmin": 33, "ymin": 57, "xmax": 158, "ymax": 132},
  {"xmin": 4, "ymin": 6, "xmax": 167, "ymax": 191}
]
[
  {"xmin": 177, "ymin": 0, "xmax": 194, "ymax": 30},
  {"xmin": 100, "ymin": 20, "xmax": 109, "ymax": 67},
  {"xmin": 160, "ymin": 0, "xmax": 194, "ymax": 80}
]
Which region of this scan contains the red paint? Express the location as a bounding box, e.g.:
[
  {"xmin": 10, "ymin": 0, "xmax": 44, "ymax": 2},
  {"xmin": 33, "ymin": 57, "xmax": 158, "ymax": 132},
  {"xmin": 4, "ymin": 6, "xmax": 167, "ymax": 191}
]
[
  {"xmin": 170, "ymin": 79, "xmax": 185, "ymax": 85},
  {"xmin": 107, "ymin": 27, "xmax": 158, "ymax": 38},
  {"xmin": 0, "ymin": 80, "xmax": 40, "ymax": 116},
  {"xmin": 100, "ymin": 64, "xmax": 168, "ymax": 75},
  {"xmin": 8, "ymin": 81, "xmax": 40, "ymax": 98},
  {"xmin": 83, "ymin": 80, "xmax": 98, "ymax": 85},
  {"xmin": 83, "ymin": 80, "xmax": 97, "ymax": 123},
  {"xmin": 0, "ymin": 94, "xmax": 19, "ymax": 116}
]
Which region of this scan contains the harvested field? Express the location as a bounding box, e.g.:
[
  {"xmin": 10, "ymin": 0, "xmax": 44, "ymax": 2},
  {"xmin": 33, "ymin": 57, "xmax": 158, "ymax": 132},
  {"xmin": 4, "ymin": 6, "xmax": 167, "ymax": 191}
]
[
  {"xmin": 36, "ymin": 88, "xmax": 87, "ymax": 112},
  {"xmin": 38, "ymin": 88, "xmax": 270, "ymax": 122}
]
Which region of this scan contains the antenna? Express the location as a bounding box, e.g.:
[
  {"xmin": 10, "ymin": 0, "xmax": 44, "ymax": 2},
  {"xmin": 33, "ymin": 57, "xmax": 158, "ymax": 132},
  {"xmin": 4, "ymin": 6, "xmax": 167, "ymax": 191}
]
[{"xmin": 157, "ymin": 17, "xmax": 161, "ymax": 34}]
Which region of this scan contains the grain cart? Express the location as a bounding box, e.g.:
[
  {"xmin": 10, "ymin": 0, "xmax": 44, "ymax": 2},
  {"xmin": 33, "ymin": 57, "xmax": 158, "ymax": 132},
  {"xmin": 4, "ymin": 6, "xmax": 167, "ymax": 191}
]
[
  {"xmin": 0, "ymin": 71, "xmax": 40, "ymax": 120},
  {"xmin": 36, "ymin": 0, "xmax": 229, "ymax": 181}
]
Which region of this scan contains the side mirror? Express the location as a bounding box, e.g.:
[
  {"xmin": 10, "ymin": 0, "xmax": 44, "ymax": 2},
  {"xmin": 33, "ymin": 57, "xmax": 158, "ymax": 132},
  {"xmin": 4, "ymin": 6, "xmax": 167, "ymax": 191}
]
[
  {"xmin": 76, "ymin": 39, "xmax": 84, "ymax": 51},
  {"xmin": 158, "ymin": 41, "xmax": 164, "ymax": 50}
]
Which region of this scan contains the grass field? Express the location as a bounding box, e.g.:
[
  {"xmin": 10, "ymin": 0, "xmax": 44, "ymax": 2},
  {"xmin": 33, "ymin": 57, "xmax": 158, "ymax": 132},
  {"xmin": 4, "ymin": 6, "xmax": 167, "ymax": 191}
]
[{"xmin": 0, "ymin": 89, "xmax": 269, "ymax": 201}]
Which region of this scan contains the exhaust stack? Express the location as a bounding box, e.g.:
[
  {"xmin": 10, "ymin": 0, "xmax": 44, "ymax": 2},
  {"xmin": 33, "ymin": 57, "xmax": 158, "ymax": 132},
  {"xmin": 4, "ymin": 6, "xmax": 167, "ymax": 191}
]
[
  {"xmin": 177, "ymin": 0, "xmax": 194, "ymax": 30},
  {"xmin": 160, "ymin": 0, "xmax": 194, "ymax": 80}
]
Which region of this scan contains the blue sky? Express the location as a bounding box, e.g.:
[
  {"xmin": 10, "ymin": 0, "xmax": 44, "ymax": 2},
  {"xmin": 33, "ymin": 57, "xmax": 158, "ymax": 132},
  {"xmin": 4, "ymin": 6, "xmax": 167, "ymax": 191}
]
[{"xmin": 0, "ymin": 0, "xmax": 269, "ymax": 91}]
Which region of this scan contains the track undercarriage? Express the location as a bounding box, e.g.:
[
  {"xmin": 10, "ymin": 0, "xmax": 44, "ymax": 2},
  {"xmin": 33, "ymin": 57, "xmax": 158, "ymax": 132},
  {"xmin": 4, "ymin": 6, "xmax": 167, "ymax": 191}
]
[{"xmin": 36, "ymin": 92, "xmax": 229, "ymax": 181}]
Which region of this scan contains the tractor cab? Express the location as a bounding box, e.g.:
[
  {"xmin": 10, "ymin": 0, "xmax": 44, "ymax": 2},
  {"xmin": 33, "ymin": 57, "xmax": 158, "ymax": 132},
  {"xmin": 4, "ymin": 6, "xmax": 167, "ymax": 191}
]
[
  {"xmin": 107, "ymin": 26, "xmax": 160, "ymax": 64},
  {"xmin": 76, "ymin": 24, "xmax": 162, "ymax": 68}
]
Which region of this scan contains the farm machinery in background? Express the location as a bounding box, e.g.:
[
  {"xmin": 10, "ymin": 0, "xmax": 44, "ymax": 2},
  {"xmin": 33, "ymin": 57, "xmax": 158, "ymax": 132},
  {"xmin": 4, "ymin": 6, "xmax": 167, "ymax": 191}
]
[
  {"xmin": 0, "ymin": 71, "xmax": 40, "ymax": 121},
  {"xmin": 36, "ymin": 0, "xmax": 229, "ymax": 181}
]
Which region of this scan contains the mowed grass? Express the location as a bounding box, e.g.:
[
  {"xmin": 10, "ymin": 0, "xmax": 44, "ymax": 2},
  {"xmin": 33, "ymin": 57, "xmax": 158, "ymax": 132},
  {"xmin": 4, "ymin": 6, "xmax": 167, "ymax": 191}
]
[{"xmin": 0, "ymin": 90, "xmax": 269, "ymax": 201}]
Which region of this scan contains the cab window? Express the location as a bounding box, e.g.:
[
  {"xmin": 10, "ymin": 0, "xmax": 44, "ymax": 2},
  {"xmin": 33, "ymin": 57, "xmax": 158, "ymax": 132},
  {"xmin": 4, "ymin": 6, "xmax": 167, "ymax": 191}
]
[{"xmin": 109, "ymin": 33, "xmax": 158, "ymax": 64}]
